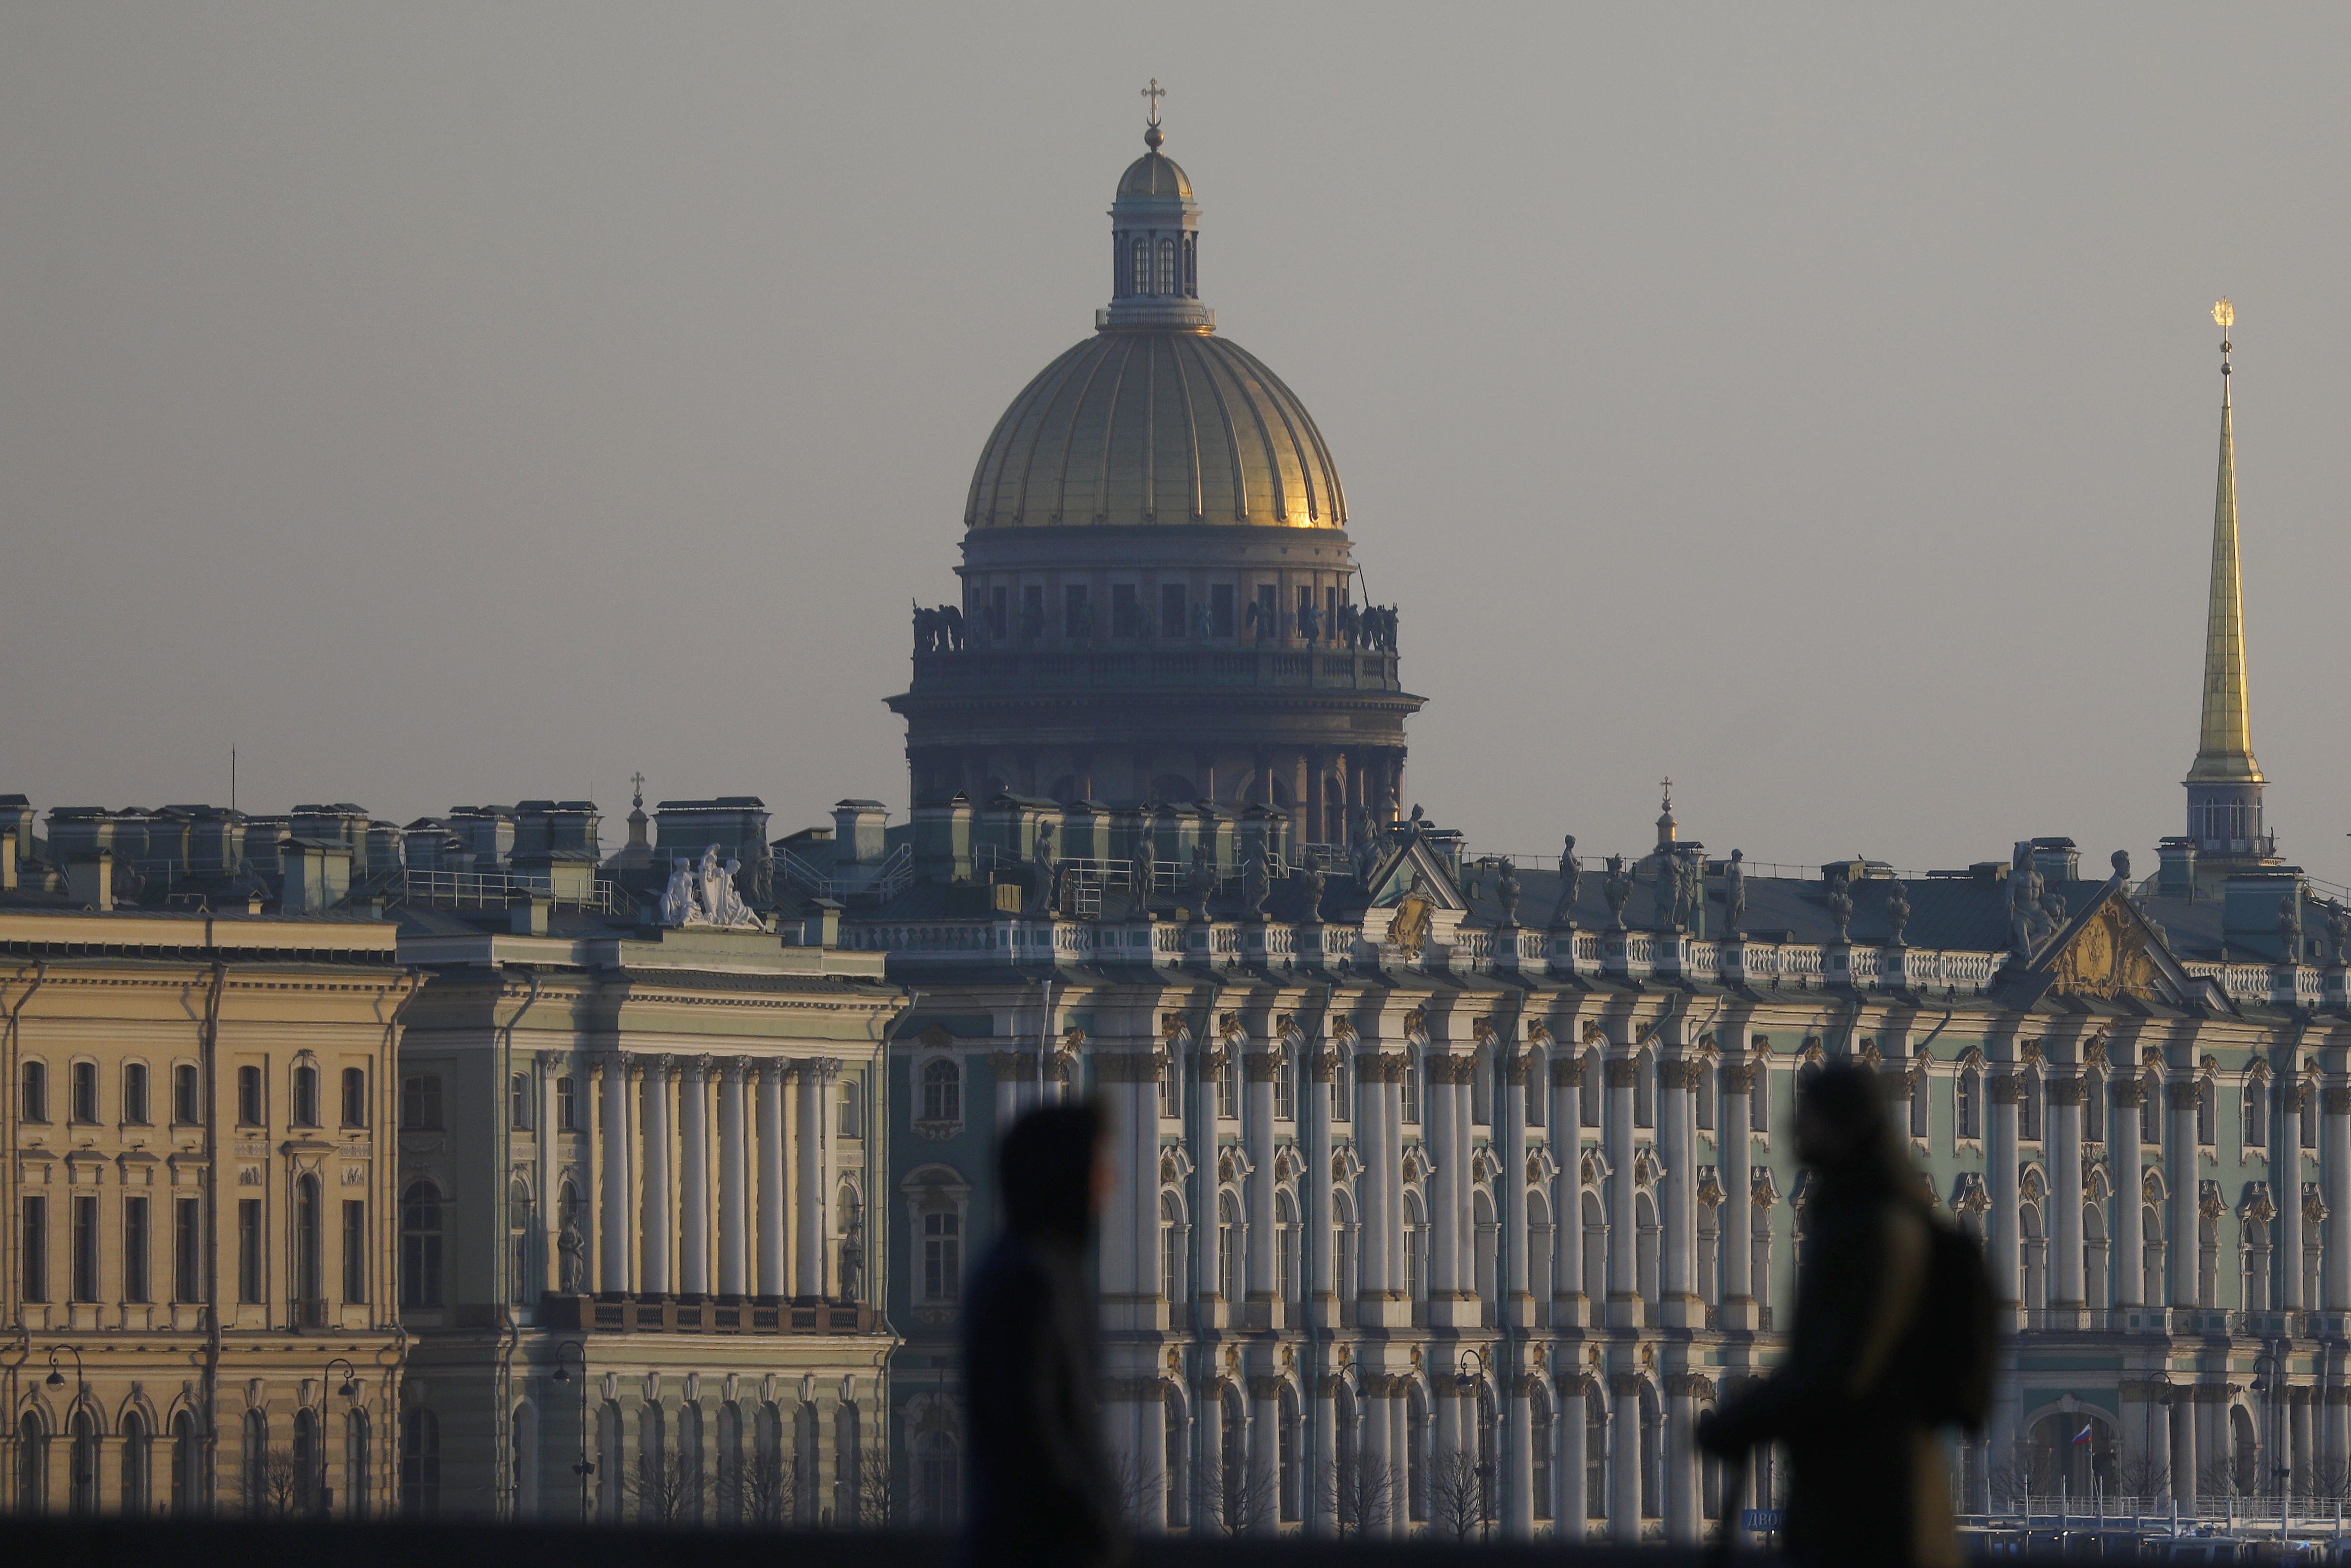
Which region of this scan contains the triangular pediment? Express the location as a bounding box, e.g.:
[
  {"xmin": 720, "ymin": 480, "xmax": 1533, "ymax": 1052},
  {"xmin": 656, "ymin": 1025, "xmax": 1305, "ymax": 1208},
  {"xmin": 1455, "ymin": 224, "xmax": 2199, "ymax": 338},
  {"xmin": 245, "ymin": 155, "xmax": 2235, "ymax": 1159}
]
[
  {"xmin": 1364, "ymin": 837, "xmax": 1466, "ymax": 912},
  {"xmin": 2031, "ymin": 885, "xmax": 2204, "ymax": 1007}
]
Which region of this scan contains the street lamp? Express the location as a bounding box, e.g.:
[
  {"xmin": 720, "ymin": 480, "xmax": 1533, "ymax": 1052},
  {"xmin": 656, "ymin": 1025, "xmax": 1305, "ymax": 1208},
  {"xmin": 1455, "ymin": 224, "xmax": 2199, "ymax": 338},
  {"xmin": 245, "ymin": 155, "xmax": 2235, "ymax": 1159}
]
[
  {"xmin": 324, "ymin": 1357, "xmax": 362, "ymax": 1402},
  {"xmin": 550, "ymin": 1339, "xmax": 592, "ymax": 1522},
  {"xmin": 1455, "ymin": 1348, "xmax": 1496, "ymax": 1540},
  {"xmin": 46, "ymin": 1347, "xmax": 90, "ymax": 1514},
  {"xmin": 44, "ymin": 1343, "xmax": 86, "ymax": 1392}
]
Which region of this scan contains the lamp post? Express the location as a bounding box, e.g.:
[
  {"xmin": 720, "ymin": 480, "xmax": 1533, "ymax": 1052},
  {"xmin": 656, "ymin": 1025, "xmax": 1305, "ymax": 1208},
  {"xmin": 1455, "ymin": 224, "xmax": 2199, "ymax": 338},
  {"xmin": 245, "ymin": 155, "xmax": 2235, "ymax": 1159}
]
[
  {"xmin": 320, "ymin": 1359, "xmax": 361, "ymax": 1517},
  {"xmin": 550, "ymin": 1339, "xmax": 592, "ymax": 1522},
  {"xmin": 46, "ymin": 1346, "xmax": 89, "ymax": 1515},
  {"xmin": 1456, "ymin": 1348, "xmax": 1495, "ymax": 1540}
]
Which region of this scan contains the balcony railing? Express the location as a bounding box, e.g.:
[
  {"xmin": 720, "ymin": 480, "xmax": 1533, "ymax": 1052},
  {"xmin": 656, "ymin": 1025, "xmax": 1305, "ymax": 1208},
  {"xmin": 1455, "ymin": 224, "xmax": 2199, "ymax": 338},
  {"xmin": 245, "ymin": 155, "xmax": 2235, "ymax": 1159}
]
[
  {"xmin": 904, "ymin": 647, "xmax": 1405, "ymax": 697},
  {"xmin": 538, "ymin": 1294, "xmax": 877, "ymax": 1335}
]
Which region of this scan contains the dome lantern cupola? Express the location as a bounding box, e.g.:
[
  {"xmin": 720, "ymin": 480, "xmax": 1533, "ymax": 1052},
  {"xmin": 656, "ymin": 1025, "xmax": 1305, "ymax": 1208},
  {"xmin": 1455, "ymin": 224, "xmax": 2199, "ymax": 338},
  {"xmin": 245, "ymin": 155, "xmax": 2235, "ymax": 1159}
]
[{"xmin": 1102, "ymin": 86, "xmax": 1211, "ymax": 331}]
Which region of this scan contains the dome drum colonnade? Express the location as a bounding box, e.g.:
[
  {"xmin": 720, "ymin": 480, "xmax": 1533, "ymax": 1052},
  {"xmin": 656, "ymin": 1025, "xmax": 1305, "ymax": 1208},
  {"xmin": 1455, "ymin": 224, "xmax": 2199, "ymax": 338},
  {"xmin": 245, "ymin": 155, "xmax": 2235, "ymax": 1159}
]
[{"xmin": 890, "ymin": 118, "xmax": 1421, "ymax": 850}]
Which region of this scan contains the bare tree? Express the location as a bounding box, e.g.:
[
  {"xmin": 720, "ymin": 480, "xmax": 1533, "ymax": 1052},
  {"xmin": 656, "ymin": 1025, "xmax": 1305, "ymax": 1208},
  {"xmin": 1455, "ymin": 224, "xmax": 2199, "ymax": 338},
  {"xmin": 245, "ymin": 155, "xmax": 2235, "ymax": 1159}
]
[
  {"xmin": 629, "ymin": 1450, "xmax": 705, "ymax": 1526},
  {"xmin": 2109, "ymin": 1451, "xmax": 2171, "ymax": 1504},
  {"xmin": 1100, "ymin": 1446, "xmax": 1165, "ymax": 1531},
  {"xmin": 850, "ymin": 1444, "xmax": 896, "ymax": 1528},
  {"xmin": 722, "ymin": 1442, "xmax": 795, "ymax": 1527},
  {"xmin": 1426, "ymin": 1447, "xmax": 1496, "ymax": 1542},
  {"xmin": 2306, "ymin": 1458, "xmax": 2351, "ymax": 1505},
  {"xmin": 1986, "ymin": 1441, "xmax": 2049, "ymax": 1510},
  {"xmin": 248, "ymin": 1449, "xmax": 312, "ymax": 1520},
  {"xmin": 1202, "ymin": 1455, "xmax": 1275, "ymax": 1536},
  {"xmin": 2198, "ymin": 1454, "xmax": 2245, "ymax": 1505},
  {"xmin": 1317, "ymin": 1452, "xmax": 1397, "ymax": 1540}
]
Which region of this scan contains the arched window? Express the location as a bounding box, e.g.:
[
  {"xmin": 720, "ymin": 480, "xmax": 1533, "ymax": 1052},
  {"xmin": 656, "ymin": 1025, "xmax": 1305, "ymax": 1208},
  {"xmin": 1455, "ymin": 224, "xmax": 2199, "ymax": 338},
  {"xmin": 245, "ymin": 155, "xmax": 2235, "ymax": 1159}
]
[
  {"xmin": 1278, "ymin": 1386, "xmax": 1302, "ymax": 1522},
  {"xmin": 1694, "ymin": 1193, "xmax": 1718, "ymax": 1307},
  {"xmin": 1159, "ymin": 1190, "xmax": 1185, "ymax": 1300},
  {"xmin": 2245, "ymin": 1209, "xmax": 2272, "ymax": 1312},
  {"xmin": 292, "ymin": 1062, "xmax": 319, "ymax": 1127},
  {"xmin": 400, "ymin": 1409, "xmax": 440, "ymax": 1517},
  {"xmin": 120, "ymin": 1409, "xmax": 150, "ymax": 1515},
  {"xmin": 173, "ymin": 1064, "xmax": 199, "ymax": 1125},
  {"xmin": 1403, "ymin": 1190, "xmax": 1426, "ymax": 1303},
  {"xmin": 2084, "ymin": 1202, "xmax": 2110, "ymax": 1311},
  {"xmin": 20, "ymin": 1059, "xmax": 49, "ymax": 1122},
  {"xmin": 1400, "ymin": 1054, "xmax": 1421, "ymax": 1125},
  {"xmin": 1908, "ymin": 1073, "xmax": 1929, "ymax": 1139},
  {"xmin": 556, "ymin": 1180, "xmax": 584, "ymax": 1293},
  {"xmin": 833, "ymin": 1402, "xmax": 861, "ymax": 1524},
  {"xmin": 1218, "ymin": 1190, "xmax": 1244, "ymax": 1301},
  {"xmin": 1159, "ymin": 1051, "xmax": 1182, "ymax": 1120},
  {"xmin": 2198, "ymin": 1202, "xmax": 2220, "ymax": 1307},
  {"xmin": 1154, "ymin": 237, "xmax": 1176, "ymax": 295},
  {"xmin": 1405, "ymin": 1382, "xmax": 1429, "ymax": 1522},
  {"xmin": 346, "ymin": 1410, "xmax": 371, "ymax": 1519},
  {"xmin": 123, "ymin": 1062, "xmax": 150, "ymax": 1125},
  {"xmin": 2019, "ymin": 1070, "xmax": 2043, "ymax": 1142},
  {"xmin": 1582, "ymin": 1190, "xmax": 1607, "ymax": 1305},
  {"xmin": 920, "ymin": 1058, "xmax": 961, "ymax": 1123},
  {"xmin": 678, "ymin": 1403, "xmax": 704, "ymax": 1525},
  {"xmin": 1130, "ymin": 239, "xmax": 1150, "ymax": 295},
  {"xmin": 1528, "ymin": 1190, "xmax": 1555, "ymax": 1321},
  {"xmin": 1275, "ymin": 1189, "xmax": 1301, "ymax": 1303},
  {"xmin": 1957, "ymin": 1067, "xmax": 1982, "ymax": 1139},
  {"xmin": 2020, "ymin": 1202, "xmax": 2046, "ymax": 1309},
  {"xmin": 1332, "ymin": 1188, "xmax": 1357, "ymax": 1304},
  {"xmin": 2143, "ymin": 1204, "xmax": 2166, "ymax": 1307},
  {"xmin": 400, "ymin": 1181, "xmax": 444, "ymax": 1308},
  {"xmin": 293, "ymin": 1407, "xmax": 320, "ymax": 1516},
  {"xmin": 1585, "ymin": 1386, "xmax": 1608, "ymax": 1521},
  {"xmin": 1635, "ymin": 1190, "xmax": 1661, "ymax": 1303},
  {"xmin": 2244, "ymin": 1075, "xmax": 2268, "ymax": 1149},
  {"xmin": 70, "ymin": 1408, "xmax": 99, "ymax": 1516},
  {"xmin": 553, "ymin": 1074, "xmax": 576, "ymax": 1131},
  {"xmin": 171, "ymin": 1411, "xmax": 198, "ymax": 1516},
  {"xmin": 242, "ymin": 1408, "xmax": 268, "ymax": 1515},
  {"xmin": 2197, "ymin": 1079, "xmax": 2215, "ymax": 1147},
  {"xmin": 2141, "ymin": 1074, "xmax": 2164, "ymax": 1146},
  {"xmin": 17, "ymin": 1412, "xmax": 46, "ymax": 1512},
  {"xmin": 71, "ymin": 1060, "xmax": 99, "ymax": 1123},
  {"xmin": 1530, "ymin": 1384, "xmax": 1555, "ymax": 1522},
  {"xmin": 509, "ymin": 1174, "xmax": 534, "ymax": 1302},
  {"xmin": 917, "ymin": 1428, "xmax": 960, "ymax": 1527}
]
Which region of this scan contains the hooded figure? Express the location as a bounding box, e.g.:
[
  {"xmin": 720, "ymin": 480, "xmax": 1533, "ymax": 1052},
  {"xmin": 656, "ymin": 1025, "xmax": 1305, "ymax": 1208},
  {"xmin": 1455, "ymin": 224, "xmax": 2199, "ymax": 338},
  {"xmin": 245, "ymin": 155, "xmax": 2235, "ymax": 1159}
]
[
  {"xmin": 1702, "ymin": 1061, "xmax": 1961, "ymax": 1568},
  {"xmin": 962, "ymin": 1102, "xmax": 1125, "ymax": 1568}
]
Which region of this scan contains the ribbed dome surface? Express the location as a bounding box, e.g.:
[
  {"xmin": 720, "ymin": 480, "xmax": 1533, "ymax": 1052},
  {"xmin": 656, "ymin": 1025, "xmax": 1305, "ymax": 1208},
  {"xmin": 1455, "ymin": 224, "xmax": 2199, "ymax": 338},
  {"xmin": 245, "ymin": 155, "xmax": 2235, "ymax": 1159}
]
[
  {"xmin": 965, "ymin": 330, "xmax": 1346, "ymax": 529},
  {"xmin": 1117, "ymin": 150, "xmax": 1193, "ymax": 201}
]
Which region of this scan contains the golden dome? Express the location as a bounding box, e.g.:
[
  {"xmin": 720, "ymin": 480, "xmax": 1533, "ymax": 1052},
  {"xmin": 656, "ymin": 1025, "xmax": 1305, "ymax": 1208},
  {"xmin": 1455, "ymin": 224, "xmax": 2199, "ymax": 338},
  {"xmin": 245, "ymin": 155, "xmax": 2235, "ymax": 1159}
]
[
  {"xmin": 1117, "ymin": 150, "xmax": 1193, "ymax": 201},
  {"xmin": 965, "ymin": 329, "xmax": 1346, "ymax": 530}
]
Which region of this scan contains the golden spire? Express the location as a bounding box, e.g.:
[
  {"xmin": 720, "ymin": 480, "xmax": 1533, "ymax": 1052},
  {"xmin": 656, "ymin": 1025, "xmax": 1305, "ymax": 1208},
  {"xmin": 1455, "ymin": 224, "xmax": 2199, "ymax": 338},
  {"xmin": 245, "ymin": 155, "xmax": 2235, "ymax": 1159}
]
[{"xmin": 2188, "ymin": 297, "xmax": 2263, "ymax": 784}]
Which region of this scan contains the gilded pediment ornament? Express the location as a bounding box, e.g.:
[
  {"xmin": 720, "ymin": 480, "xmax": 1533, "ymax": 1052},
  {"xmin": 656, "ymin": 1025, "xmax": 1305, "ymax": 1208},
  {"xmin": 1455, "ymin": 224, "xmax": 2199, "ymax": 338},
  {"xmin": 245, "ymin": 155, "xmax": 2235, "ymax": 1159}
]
[{"xmin": 2048, "ymin": 897, "xmax": 2168, "ymax": 1001}]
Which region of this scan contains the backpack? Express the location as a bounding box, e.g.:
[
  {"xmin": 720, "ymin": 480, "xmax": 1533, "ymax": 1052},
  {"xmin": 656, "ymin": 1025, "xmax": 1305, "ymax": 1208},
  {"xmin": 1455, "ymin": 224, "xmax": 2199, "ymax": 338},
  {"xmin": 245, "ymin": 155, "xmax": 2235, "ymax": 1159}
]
[{"xmin": 1913, "ymin": 1214, "xmax": 1997, "ymax": 1432}]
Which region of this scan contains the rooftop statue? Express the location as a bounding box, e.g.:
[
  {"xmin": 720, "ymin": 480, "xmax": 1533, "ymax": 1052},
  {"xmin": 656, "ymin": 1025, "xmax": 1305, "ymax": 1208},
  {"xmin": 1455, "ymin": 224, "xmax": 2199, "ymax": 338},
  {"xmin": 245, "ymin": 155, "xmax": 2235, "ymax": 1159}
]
[
  {"xmin": 1300, "ymin": 864, "xmax": 1327, "ymax": 923},
  {"xmin": 1242, "ymin": 851, "xmax": 1271, "ymax": 917},
  {"xmin": 1826, "ymin": 873, "xmax": 1854, "ymax": 944},
  {"xmin": 1549, "ymin": 834, "xmax": 1582, "ymax": 927},
  {"xmin": 1185, "ymin": 846, "xmax": 1217, "ymax": 909},
  {"xmin": 1602, "ymin": 854, "xmax": 1632, "ymax": 930},
  {"xmin": 1885, "ymin": 879, "xmax": 1911, "ymax": 947},
  {"xmin": 1722, "ymin": 848, "xmax": 1746, "ymax": 938},
  {"xmin": 1495, "ymin": 858, "xmax": 1521, "ymax": 925},
  {"xmin": 2327, "ymin": 903, "xmax": 2349, "ymax": 965},
  {"xmin": 660, "ymin": 845, "xmax": 766, "ymax": 931},
  {"xmin": 2280, "ymin": 892, "xmax": 2304, "ymax": 963},
  {"xmin": 1653, "ymin": 851, "xmax": 1680, "ymax": 932},
  {"xmin": 1033, "ymin": 820, "xmax": 1061, "ymax": 916}
]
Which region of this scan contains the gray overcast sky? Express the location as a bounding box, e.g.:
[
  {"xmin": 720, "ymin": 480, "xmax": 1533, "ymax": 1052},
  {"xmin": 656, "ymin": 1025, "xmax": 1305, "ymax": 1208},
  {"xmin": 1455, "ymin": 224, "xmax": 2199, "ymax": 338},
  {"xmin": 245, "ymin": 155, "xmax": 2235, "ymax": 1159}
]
[{"xmin": 6, "ymin": 5, "xmax": 2349, "ymax": 886}]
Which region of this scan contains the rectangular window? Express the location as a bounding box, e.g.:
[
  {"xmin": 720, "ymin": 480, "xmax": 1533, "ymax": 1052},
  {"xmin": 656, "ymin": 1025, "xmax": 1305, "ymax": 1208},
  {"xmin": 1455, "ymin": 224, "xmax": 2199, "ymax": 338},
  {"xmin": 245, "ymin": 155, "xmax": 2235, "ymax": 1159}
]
[
  {"xmin": 1527, "ymin": 1083, "xmax": 1546, "ymax": 1127},
  {"xmin": 2142, "ymin": 1083, "xmax": 2162, "ymax": 1146},
  {"xmin": 238, "ymin": 1199, "xmax": 263, "ymax": 1305},
  {"xmin": 1255, "ymin": 584, "xmax": 1278, "ymax": 638},
  {"xmin": 1160, "ymin": 582, "xmax": 1187, "ymax": 637},
  {"xmin": 1158, "ymin": 1055, "xmax": 1180, "ymax": 1120},
  {"xmin": 21, "ymin": 1197, "xmax": 47, "ymax": 1302},
  {"xmin": 72, "ymin": 1194, "xmax": 99, "ymax": 1302},
  {"xmin": 922, "ymin": 1212, "xmax": 961, "ymax": 1302},
  {"xmin": 1062, "ymin": 583, "xmax": 1090, "ymax": 640},
  {"xmin": 175, "ymin": 1198, "xmax": 202, "ymax": 1302},
  {"xmin": 989, "ymin": 584, "xmax": 1009, "ymax": 640},
  {"xmin": 1750, "ymin": 1064, "xmax": 1770, "ymax": 1133},
  {"xmin": 1210, "ymin": 583, "xmax": 1235, "ymax": 638},
  {"xmin": 124, "ymin": 1197, "xmax": 150, "ymax": 1303},
  {"xmin": 237, "ymin": 1065, "xmax": 264, "ymax": 1127},
  {"xmin": 1110, "ymin": 582, "xmax": 1139, "ymax": 638},
  {"xmin": 20, "ymin": 1060, "xmax": 47, "ymax": 1122},
  {"xmin": 1218, "ymin": 1057, "xmax": 1239, "ymax": 1121},
  {"xmin": 401, "ymin": 1075, "xmax": 443, "ymax": 1131},
  {"xmin": 555, "ymin": 1076, "xmax": 577, "ymax": 1131},
  {"xmin": 509, "ymin": 1072, "xmax": 532, "ymax": 1131},
  {"xmin": 71, "ymin": 1061, "xmax": 99, "ymax": 1123},
  {"xmin": 343, "ymin": 1200, "xmax": 367, "ymax": 1303},
  {"xmin": 1273, "ymin": 1057, "xmax": 1295, "ymax": 1121},
  {"xmin": 173, "ymin": 1064, "xmax": 200, "ymax": 1125},
  {"xmin": 342, "ymin": 1068, "xmax": 366, "ymax": 1128},
  {"xmin": 1020, "ymin": 584, "xmax": 1045, "ymax": 639},
  {"xmin": 124, "ymin": 1063, "xmax": 150, "ymax": 1125},
  {"xmin": 838, "ymin": 1080, "xmax": 861, "ymax": 1139}
]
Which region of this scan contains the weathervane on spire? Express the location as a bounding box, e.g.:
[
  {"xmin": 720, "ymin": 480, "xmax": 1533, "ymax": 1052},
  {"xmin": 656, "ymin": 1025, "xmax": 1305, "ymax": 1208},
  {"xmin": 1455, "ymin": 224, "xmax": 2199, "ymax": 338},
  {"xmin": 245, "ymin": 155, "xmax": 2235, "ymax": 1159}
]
[
  {"xmin": 1141, "ymin": 78, "xmax": 1166, "ymax": 126},
  {"xmin": 2214, "ymin": 297, "xmax": 2234, "ymax": 375}
]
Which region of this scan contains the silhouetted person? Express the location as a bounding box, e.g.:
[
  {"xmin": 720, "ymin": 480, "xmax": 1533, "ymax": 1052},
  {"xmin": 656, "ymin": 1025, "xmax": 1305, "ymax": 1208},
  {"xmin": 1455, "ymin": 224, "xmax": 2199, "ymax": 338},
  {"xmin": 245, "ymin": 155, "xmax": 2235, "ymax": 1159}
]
[
  {"xmin": 962, "ymin": 1102, "xmax": 1125, "ymax": 1568},
  {"xmin": 1702, "ymin": 1061, "xmax": 1965, "ymax": 1568}
]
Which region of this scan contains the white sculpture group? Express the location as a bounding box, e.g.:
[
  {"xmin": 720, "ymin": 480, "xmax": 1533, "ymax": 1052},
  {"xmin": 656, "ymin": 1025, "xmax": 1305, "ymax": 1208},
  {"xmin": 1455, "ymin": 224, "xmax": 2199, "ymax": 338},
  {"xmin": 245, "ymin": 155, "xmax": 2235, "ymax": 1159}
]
[{"xmin": 661, "ymin": 845, "xmax": 765, "ymax": 931}]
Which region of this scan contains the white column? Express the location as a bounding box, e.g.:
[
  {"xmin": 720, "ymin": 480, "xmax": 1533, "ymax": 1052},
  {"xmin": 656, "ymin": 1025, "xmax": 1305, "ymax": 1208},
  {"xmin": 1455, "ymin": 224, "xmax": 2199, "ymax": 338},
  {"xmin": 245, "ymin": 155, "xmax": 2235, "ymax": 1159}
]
[
  {"xmin": 1427, "ymin": 1058, "xmax": 1460, "ymax": 1300},
  {"xmin": 1720, "ymin": 1061, "xmax": 1755, "ymax": 1316},
  {"xmin": 1609, "ymin": 1373, "xmax": 1640, "ymax": 1543},
  {"xmin": 756, "ymin": 1060, "xmax": 787, "ymax": 1299},
  {"xmin": 2113, "ymin": 1081, "xmax": 2145, "ymax": 1311},
  {"xmin": 1194, "ymin": 1043, "xmax": 1222, "ymax": 1313},
  {"xmin": 718, "ymin": 1058, "xmax": 748, "ymax": 1298},
  {"xmin": 1357, "ymin": 1050, "xmax": 1388, "ymax": 1301},
  {"xmin": 597, "ymin": 1054, "xmax": 631, "ymax": 1295},
  {"xmin": 794, "ymin": 1060, "xmax": 827, "ymax": 1300},
  {"xmin": 1453, "ymin": 1055, "xmax": 1475, "ymax": 1292},
  {"xmin": 1501, "ymin": 1048, "xmax": 1529, "ymax": 1321},
  {"xmin": 1194, "ymin": 1383, "xmax": 1224, "ymax": 1533},
  {"xmin": 1660, "ymin": 1057, "xmax": 1699, "ymax": 1328},
  {"xmin": 992, "ymin": 1050, "xmax": 1023, "ymax": 1130},
  {"xmin": 1384, "ymin": 1054, "xmax": 1407, "ymax": 1306},
  {"xmin": 1306, "ymin": 1046, "xmax": 1335, "ymax": 1321},
  {"xmin": 1309, "ymin": 1371, "xmax": 1337, "ymax": 1537},
  {"xmin": 2324, "ymin": 1082, "xmax": 2351, "ymax": 1312},
  {"xmin": 1247, "ymin": 1377, "xmax": 1278, "ymax": 1535},
  {"xmin": 1388, "ymin": 1383, "xmax": 1409, "ymax": 1540},
  {"xmin": 1359, "ymin": 1380, "xmax": 1390, "ymax": 1537},
  {"xmin": 2051, "ymin": 1072, "xmax": 2086, "ymax": 1319},
  {"xmin": 1664, "ymin": 1377, "xmax": 1698, "ymax": 1544},
  {"xmin": 679, "ymin": 1055, "xmax": 711, "ymax": 1297},
  {"xmin": 1559, "ymin": 1375, "xmax": 1588, "ymax": 1544},
  {"xmin": 1553, "ymin": 1052, "xmax": 1586, "ymax": 1322},
  {"xmin": 2173, "ymin": 1387, "xmax": 2199, "ymax": 1513},
  {"xmin": 1989, "ymin": 1071, "xmax": 2021, "ymax": 1324},
  {"xmin": 2170, "ymin": 1077, "xmax": 2201, "ymax": 1309},
  {"xmin": 1605, "ymin": 1056, "xmax": 1638, "ymax": 1327},
  {"xmin": 1245, "ymin": 1045, "xmax": 1277, "ymax": 1321},
  {"xmin": 1504, "ymin": 1370, "xmax": 1534, "ymax": 1539},
  {"xmin": 2278, "ymin": 1083, "xmax": 2305, "ymax": 1310},
  {"xmin": 641, "ymin": 1056, "xmax": 674, "ymax": 1296}
]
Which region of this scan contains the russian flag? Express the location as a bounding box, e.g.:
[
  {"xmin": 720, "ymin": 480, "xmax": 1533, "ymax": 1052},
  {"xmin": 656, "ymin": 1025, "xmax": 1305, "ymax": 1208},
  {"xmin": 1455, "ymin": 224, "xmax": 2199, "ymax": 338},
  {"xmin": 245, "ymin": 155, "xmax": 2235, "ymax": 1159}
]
[{"xmin": 2070, "ymin": 1424, "xmax": 2095, "ymax": 1448}]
